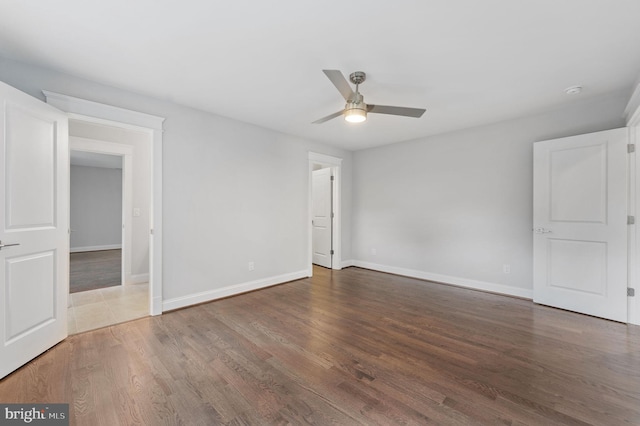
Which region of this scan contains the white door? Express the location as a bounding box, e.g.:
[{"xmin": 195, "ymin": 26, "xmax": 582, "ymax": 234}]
[
  {"xmin": 533, "ymin": 128, "xmax": 628, "ymax": 322},
  {"xmin": 0, "ymin": 81, "xmax": 69, "ymax": 379},
  {"xmin": 312, "ymin": 168, "xmax": 332, "ymax": 268}
]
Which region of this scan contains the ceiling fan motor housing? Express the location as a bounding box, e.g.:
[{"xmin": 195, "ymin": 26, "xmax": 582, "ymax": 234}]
[
  {"xmin": 345, "ymin": 100, "xmax": 367, "ymax": 113},
  {"xmin": 347, "ymin": 92, "xmax": 366, "ymax": 107}
]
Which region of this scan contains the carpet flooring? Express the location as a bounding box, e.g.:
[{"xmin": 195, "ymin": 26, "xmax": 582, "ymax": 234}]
[{"xmin": 69, "ymin": 249, "xmax": 121, "ymax": 293}]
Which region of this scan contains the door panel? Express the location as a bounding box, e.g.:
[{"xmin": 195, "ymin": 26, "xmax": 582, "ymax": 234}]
[
  {"xmin": 547, "ymin": 239, "xmax": 606, "ymax": 294},
  {"xmin": 312, "ymin": 168, "xmax": 332, "ymax": 268},
  {"xmin": 550, "ymin": 144, "xmax": 607, "ymax": 223},
  {"xmin": 533, "ymin": 128, "xmax": 628, "ymax": 322},
  {"xmin": 6, "ymin": 105, "xmax": 56, "ymax": 228},
  {"xmin": 5, "ymin": 251, "xmax": 55, "ymax": 341},
  {"xmin": 0, "ymin": 81, "xmax": 69, "ymax": 379}
]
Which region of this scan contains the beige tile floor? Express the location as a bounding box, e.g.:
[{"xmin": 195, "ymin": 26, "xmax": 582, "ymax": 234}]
[{"xmin": 68, "ymin": 282, "xmax": 149, "ymax": 334}]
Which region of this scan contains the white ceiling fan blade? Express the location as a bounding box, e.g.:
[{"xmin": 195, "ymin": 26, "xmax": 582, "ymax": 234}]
[
  {"xmin": 322, "ymin": 70, "xmax": 355, "ymax": 101},
  {"xmin": 312, "ymin": 110, "xmax": 344, "ymax": 124},
  {"xmin": 367, "ymin": 104, "xmax": 426, "ymax": 118}
]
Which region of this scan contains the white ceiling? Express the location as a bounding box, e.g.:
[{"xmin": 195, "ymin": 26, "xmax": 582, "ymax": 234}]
[{"xmin": 1, "ymin": 1, "xmax": 639, "ymax": 151}]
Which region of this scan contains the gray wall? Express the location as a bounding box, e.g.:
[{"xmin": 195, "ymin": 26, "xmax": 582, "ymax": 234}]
[
  {"xmin": 70, "ymin": 165, "xmax": 122, "ymax": 251},
  {"xmin": 3, "ymin": 54, "xmax": 629, "ymax": 304},
  {"xmin": 351, "ymin": 91, "xmax": 629, "ymax": 293},
  {"xmin": 0, "ymin": 56, "xmax": 352, "ymax": 303}
]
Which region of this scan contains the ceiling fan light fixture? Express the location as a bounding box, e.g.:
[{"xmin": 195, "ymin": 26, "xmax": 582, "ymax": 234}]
[
  {"xmin": 312, "ymin": 70, "xmax": 426, "ymax": 124},
  {"xmin": 344, "ymin": 103, "xmax": 367, "ymax": 123}
]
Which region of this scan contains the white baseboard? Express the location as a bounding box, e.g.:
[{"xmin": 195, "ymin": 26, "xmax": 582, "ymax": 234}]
[
  {"xmin": 341, "ymin": 259, "xmax": 355, "ymax": 268},
  {"xmin": 352, "ymin": 260, "xmax": 533, "ymax": 299},
  {"xmin": 127, "ymin": 273, "xmax": 149, "ymax": 285},
  {"xmin": 162, "ymin": 270, "xmax": 309, "ymax": 312},
  {"xmin": 70, "ymin": 244, "xmax": 122, "ymax": 253}
]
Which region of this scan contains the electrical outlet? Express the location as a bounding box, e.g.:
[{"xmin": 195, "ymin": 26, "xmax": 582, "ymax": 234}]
[
  {"xmin": 371, "ymin": 248, "xmax": 377, "ymax": 256},
  {"xmin": 503, "ymin": 264, "xmax": 511, "ymax": 274},
  {"xmin": 248, "ymin": 262, "xmax": 255, "ymax": 271}
]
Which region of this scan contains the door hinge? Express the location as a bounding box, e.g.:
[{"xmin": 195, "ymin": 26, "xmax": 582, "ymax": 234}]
[
  {"xmin": 629, "ymin": 288, "xmax": 635, "ymax": 297},
  {"xmin": 330, "ymin": 175, "xmax": 335, "ymax": 181},
  {"xmin": 330, "ymin": 250, "xmax": 334, "ymax": 255},
  {"xmin": 628, "ymin": 144, "xmax": 636, "ymax": 153},
  {"xmin": 331, "ymin": 212, "xmax": 335, "ymax": 218},
  {"xmin": 629, "ymin": 216, "xmax": 635, "ymax": 225}
]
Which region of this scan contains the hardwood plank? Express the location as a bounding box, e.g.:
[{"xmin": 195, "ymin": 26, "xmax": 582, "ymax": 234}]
[
  {"xmin": 1, "ymin": 266, "xmax": 640, "ymax": 425},
  {"xmin": 70, "ymin": 249, "xmax": 122, "ymax": 293}
]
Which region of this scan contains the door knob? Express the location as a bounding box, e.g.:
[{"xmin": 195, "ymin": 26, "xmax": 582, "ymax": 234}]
[{"xmin": 533, "ymin": 228, "xmax": 552, "ymax": 234}]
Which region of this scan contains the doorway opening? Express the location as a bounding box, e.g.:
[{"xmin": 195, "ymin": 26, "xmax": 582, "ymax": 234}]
[
  {"xmin": 43, "ymin": 90, "xmax": 165, "ymax": 318},
  {"xmin": 308, "ymin": 152, "xmax": 342, "ymax": 275},
  {"xmin": 66, "ymin": 124, "xmax": 151, "ymax": 334},
  {"xmin": 70, "ymin": 150, "xmax": 123, "ymax": 293},
  {"xmin": 311, "ymin": 165, "xmax": 334, "ymax": 269}
]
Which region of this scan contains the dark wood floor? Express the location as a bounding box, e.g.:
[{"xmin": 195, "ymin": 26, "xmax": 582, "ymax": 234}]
[
  {"xmin": 70, "ymin": 249, "xmax": 122, "ymax": 293},
  {"xmin": 1, "ymin": 266, "xmax": 639, "ymax": 425}
]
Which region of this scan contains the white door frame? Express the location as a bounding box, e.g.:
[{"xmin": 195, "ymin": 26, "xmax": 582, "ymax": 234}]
[
  {"xmin": 626, "ymin": 81, "xmax": 640, "ymax": 325},
  {"xmin": 308, "ymin": 152, "xmax": 342, "ymax": 275},
  {"xmin": 43, "ymin": 91, "xmax": 165, "ymax": 316},
  {"xmin": 70, "ymin": 137, "xmax": 133, "ymax": 286},
  {"xmin": 311, "ymin": 167, "xmax": 334, "ymax": 268}
]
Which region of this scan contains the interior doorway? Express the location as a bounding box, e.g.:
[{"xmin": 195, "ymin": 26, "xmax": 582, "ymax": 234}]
[
  {"xmin": 66, "ymin": 125, "xmax": 151, "ymax": 334},
  {"xmin": 308, "ymin": 152, "xmax": 343, "ymax": 275},
  {"xmin": 312, "ymin": 166, "xmax": 333, "ymax": 268},
  {"xmin": 70, "ymin": 150, "xmax": 124, "ymax": 293},
  {"xmin": 43, "ymin": 90, "xmax": 165, "ymax": 316}
]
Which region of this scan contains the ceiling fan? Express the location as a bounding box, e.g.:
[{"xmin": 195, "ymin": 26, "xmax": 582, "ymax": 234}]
[{"xmin": 313, "ymin": 70, "xmax": 426, "ymax": 124}]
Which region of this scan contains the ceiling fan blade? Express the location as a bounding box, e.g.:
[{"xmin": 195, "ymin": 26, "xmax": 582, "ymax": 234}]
[
  {"xmin": 323, "ymin": 70, "xmax": 354, "ymax": 101},
  {"xmin": 312, "ymin": 110, "xmax": 344, "ymax": 124},
  {"xmin": 367, "ymin": 104, "xmax": 426, "ymax": 118}
]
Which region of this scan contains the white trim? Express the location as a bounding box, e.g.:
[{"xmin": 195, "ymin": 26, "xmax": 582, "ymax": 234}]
[
  {"xmin": 129, "ymin": 273, "xmax": 150, "ymax": 285},
  {"xmin": 628, "ymin": 92, "xmax": 640, "ymax": 325},
  {"xmin": 162, "ymin": 270, "xmax": 308, "ymax": 312},
  {"xmin": 149, "ymin": 123, "xmax": 163, "ymax": 315},
  {"xmin": 309, "ymin": 152, "xmax": 343, "ymax": 166},
  {"xmin": 308, "ymin": 152, "xmax": 343, "ymax": 275},
  {"xmin": 43, "ymin": 90, "xmax": 164, "ymax": 131},
  {"xmin": 341, "ymin": 259, "xmax": 355, "ymax": 268},
  {"xmin": 352, "ymin": 260, "xmax": 534, "ymax": 299},
  {"xmin": 44, "ymin": 91, "xmax": 165, "ymax": 316},
  {"xmin": 70, "ymin": 244, "xmax": 121, "ymax": 253},
  {"xmin": 629, "ymin": 124, "xmax": 638, "ymax": 325}
]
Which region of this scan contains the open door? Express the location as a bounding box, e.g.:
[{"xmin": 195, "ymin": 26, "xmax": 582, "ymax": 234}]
[
  {"xmin": 533, "ymin": 128, "xmax": 628, "ymax": 322},
  {"xmin": 0, "ymin": 81, "xmax": 69, "ymax": 378},
  {"xmin": 312, "ymin": 168, "xmax": 333, "ymax": 268}
]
